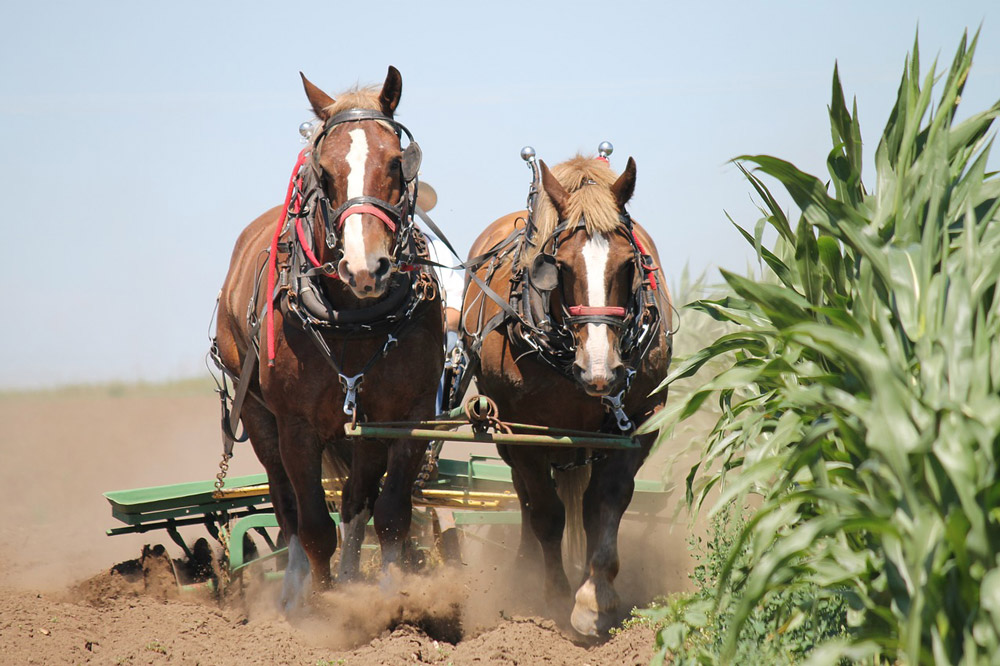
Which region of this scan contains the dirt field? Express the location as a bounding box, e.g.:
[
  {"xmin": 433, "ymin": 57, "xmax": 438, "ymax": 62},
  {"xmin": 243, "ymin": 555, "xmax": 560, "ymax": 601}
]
[{"xmin": 0, "ymin": 383, "xmax": 695, "ymax": 664}]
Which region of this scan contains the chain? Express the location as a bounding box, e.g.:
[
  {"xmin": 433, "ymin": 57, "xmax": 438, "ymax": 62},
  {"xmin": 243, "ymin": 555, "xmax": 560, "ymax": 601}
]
[
  {"xmin": 212, "ymin": 452, "xmax": 233, "ymax": 593},
  {"xmin": 413, "ymin": 442, "xmax": 441, "ymax": 494},
  {"xmin": 216, "ymin": 512, "xmax": 232, "ymax": 594},
  {"xmin": 413, "ymin": 271, "xmax": 438, "ymax": 301},
  {"xmin": 213, "ymin": 452, "xmax": 232, "ymax": 498}
]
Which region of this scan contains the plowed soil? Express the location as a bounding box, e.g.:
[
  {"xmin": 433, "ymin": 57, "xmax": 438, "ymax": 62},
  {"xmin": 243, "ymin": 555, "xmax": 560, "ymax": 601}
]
[{"xmin": 0, "ymin": 384, "xmax": 693, "ymax": 664}]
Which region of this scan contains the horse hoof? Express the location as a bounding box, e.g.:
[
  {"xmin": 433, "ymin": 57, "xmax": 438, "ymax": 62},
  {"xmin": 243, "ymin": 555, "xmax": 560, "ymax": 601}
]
[
  {"xmin": 570, "ymin": 580, "xmax": 601, "ymax": 636},
  {"xmin": 378, "ymin": 563, "xmax": 403, "ymax": 594},
  {"xmin": 280, "ymin": 536, "xmax": 312, "ymax": 615}
]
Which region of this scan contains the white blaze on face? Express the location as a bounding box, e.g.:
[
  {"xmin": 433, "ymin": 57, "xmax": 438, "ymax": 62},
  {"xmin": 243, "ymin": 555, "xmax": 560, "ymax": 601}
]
[
  {"xmin": 341, "ymin": 128, "xmax": 371, "ymax": 271},
  {"xmin": 580, "ymin": 234, "xmax": 613, "ymax": 377}
]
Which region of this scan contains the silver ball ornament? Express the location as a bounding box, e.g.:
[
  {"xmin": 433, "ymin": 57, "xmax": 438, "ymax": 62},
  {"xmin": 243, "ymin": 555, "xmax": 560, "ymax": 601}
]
[
  {"xmin": 598, "ymin": 141, "xmax": 614, "ymax": 158},
  {"xmin": 520, "ymin": 145, "xmax": 536, "ymax": 162}
]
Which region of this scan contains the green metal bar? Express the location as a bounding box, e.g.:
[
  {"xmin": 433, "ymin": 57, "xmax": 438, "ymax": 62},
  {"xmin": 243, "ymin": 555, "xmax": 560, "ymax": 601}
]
[
  {"xmin": 364, "ymin": 417, "xmax": 636, "ymax": 441},
  {"xmin": 344, "ymin": 424, "xmax": 638, "ymax": 449},
  {"xmin": 452, "ymin": 510, "xmax": 522, "ymax": 526}
]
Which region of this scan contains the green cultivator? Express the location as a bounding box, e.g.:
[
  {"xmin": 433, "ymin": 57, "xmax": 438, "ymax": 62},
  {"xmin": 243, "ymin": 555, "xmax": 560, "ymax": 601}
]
[{"xmin": 104, "ymin": 395, "xmax": 668, "ymax": 587}]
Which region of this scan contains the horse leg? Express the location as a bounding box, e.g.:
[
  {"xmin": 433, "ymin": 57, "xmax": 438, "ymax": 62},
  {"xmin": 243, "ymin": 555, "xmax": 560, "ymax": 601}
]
[
  {"xmin": 571, "ymin": 447, "xmax": 646, "ymax": 636},
  {"xmin": 337, "ymin": 441, "xmax": 387, "ymax": 583},
  {"xmin": 241, "ymin": 401, "xmax": 297, "ymax": 539},
  {"xmin": 507, "ymin": 448, "xmax": 572, "ymax": 610},
  {"xmin": 373, "ymin": 439, "xmax": 425, "ymax": 572},
  {"xmin": 497, "ymin": 444, "xmax": 540, "ymax": 563},
  {"xmin": 241, "ymin": 402, "xmax": 303, "ymax": 602},
  {"xmin": 277, "ymin": 417, "xmax": 336, "ymax": 611}
]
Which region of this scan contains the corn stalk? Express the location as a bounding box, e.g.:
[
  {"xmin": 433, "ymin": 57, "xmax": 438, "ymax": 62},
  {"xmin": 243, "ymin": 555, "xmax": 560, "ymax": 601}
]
[{"xmin": 650, "ymin": 30, "xmax": 1000, "ymax": 665}]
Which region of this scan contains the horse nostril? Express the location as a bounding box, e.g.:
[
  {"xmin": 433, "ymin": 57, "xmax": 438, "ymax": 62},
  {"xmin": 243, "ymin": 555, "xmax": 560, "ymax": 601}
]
[
  {"xmin": 337, "ymin": 259, "xmax": 352, "ymax": 282},
  {"xmin": 374, "ymin": 257, "xmax": 392, "ymax": 280}
]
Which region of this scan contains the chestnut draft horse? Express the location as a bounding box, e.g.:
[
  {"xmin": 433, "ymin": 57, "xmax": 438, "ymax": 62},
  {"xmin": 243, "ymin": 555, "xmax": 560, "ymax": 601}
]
[
  {"xmin": 213, "ymin": 67, "xmax": 443, "ymax": 611},
  {"xmin": 461, "ymin": 154, "xmax": 672, "ymax": 636}
]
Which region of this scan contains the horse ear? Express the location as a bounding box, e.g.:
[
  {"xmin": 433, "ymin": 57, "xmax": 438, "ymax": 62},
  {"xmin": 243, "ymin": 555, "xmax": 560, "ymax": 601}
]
[
  {"xmin": 300, "ymin": 72, "xmax": 335, "ymax": 120},
  {"xmin": 611, "ymin": 157, "xmax": 637, "ymax": 208},
  {"xmin": 540, "ymin": 160, "xmax": 569, "ymax": 217},
  {"xmin": 379, "ymin": 66, "xmax": 403, "ymax": 117}
]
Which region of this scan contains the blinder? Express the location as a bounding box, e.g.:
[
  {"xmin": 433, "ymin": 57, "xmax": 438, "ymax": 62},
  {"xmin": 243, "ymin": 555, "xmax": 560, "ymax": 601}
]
[
  {"xmin": 401, "ymin": 141, "xmax": 422, "ymax": 183},
  {"xmin": 528, "ymin": 253, "xmax": 559, "ymax": 292}
]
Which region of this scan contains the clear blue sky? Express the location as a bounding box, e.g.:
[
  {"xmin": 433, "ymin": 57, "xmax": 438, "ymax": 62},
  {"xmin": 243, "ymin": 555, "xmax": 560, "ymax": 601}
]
[{"xmin": 2, "ymin": 1, "xmax": 997, "ymax": 388}]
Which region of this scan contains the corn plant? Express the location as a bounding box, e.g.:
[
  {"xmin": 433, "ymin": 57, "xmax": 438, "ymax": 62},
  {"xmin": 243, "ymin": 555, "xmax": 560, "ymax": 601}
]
[{"xmin": 648, "ymin": 31, "xmax": 1000, "ymax": 665}]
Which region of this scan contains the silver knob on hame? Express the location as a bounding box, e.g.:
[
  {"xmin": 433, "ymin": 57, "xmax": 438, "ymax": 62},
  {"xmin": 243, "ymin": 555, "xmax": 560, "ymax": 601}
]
[
  {"xmin": 299, "ymin": 121, "xmax": 317, "ymax": 139},
  {"xmin": 598, "ymin": 141, "xmax": 614, "ymax": 159},
  {"xmin": 520, "ymin": 145, "xmax": 536, "ymax": 163}
]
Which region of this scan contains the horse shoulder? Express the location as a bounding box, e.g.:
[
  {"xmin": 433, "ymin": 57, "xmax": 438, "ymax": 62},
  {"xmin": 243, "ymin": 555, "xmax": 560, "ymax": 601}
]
[{"xmin": 217, "ymin": 205, "xmax": 285, "ymax": 362}]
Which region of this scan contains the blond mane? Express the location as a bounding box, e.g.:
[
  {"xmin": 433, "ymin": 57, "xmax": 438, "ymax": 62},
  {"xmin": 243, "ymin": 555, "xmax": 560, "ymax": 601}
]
[
  {"xmin": 323, "ymin": 85, "xmax": 384, "ymax": 116},
  {"xmin": 527, "ymin": 156, "xmax": 623, "ymax": 260}
]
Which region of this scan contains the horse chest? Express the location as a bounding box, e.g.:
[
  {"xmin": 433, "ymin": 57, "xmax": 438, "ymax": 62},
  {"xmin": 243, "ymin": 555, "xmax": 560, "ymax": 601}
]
[{"xmin": 259, "ymin": 319, "xmax": 442, "ymax": 432}]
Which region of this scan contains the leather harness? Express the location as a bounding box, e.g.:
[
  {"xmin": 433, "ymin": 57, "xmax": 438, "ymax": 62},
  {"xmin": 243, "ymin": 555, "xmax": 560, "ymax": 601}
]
[
  {"xmin": 210, "ymin": 107, "xmax": 440, "ymax": 453},
  {"xmin": 456, "ymin": 208, "xmax": 667, "ymax": 433}
]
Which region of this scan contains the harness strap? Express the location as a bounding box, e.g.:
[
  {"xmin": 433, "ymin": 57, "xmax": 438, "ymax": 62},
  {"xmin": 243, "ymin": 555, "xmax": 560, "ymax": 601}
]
[
  {"xmin": 413, "ymin": 206, "xmax": 526, "ymax": 325},
  {"xmin": 630, "ymin": 231, "xmax": 658, "ymax": 291},
  {"xmin": 226, "ymin": 333, "xmax": 260, "ymax": 453},
  {"xmin": 267, "ymin": 147, "xmax": 310, "ymax": 366}
]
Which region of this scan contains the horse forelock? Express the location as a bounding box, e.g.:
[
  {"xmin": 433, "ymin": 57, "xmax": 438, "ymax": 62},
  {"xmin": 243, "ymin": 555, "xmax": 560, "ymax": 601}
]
[
  {"xmin": 321, "ymin": 86, "xmax": 384, "ymax": 117},
  {"xmin": 528, "ymin": 156, "xmax": 624, "ymax": 261}
]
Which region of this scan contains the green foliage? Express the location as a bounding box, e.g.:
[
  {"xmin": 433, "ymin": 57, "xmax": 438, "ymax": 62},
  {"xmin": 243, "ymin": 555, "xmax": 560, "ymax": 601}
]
[
  {"xmin": 642, "ymin": 508, "xmax": 850, "ymax": 665},
  {"xmin": 650, "ymin": 30, "xmax": 1000, "ymax": 665}
]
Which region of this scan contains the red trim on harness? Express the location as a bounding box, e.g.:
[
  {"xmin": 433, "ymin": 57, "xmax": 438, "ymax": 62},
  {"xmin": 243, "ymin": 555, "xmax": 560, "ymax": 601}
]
[
  {"xmin": 266, "ymin": 148, "xmax": 310, "ymax": 366},
  {"xmin": 630, "ymin": 231, "xmax": 658, "ymax": 291},
  {"xmin": 295, "ymin": 216, "xmax": 328, "ymax": 270},
  {"xmin": 567, "ymin": 305, "xmax": 626, "ymax": 317},
  {"xmin": 338, "ymin": 203, "xmax": 397, "ymax": 232},
  {"xmin": 595, "ymin": 156, "xmax": 609, "ymax": 164}
]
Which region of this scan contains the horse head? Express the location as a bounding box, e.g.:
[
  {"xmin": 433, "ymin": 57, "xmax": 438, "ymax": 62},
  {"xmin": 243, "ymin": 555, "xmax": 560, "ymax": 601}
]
[
  {"xmin": 300, "ymin": 66, "xmax": 419, "ymax": 300},
  {"xmin": 536, "ymin": 157, "xmax": 639, "ymax": 397}
]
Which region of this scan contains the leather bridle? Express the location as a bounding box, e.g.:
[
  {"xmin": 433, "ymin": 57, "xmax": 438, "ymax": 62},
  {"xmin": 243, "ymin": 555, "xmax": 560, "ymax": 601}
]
[
  {"xmin": 306, "ymin": 107, "xmax": 423, "ymax": 268},
  {"xmin": 523, "ymin": 215, "xmax": 658, "ymax": 346}
]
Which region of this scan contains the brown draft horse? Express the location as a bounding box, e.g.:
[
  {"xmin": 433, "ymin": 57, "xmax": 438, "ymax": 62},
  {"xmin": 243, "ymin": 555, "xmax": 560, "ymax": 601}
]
[
  {"xmin": 214, "ymin": 67, "xmax": 443, "ymax": 611},
  {"xmin": 461, "ymin": 155, "xmax": 672, "ymax": 636}
]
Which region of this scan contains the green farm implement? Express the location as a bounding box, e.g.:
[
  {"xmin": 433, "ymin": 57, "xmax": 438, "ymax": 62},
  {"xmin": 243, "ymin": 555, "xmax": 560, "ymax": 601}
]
[{"xmin": 103, "ymin": 396, "xmax": 669, "ymax": 584}]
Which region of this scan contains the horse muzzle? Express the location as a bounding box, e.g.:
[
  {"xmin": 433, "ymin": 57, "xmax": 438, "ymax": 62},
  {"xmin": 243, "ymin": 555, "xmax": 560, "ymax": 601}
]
[
  {"xmin": 337, "ymin": 256, "xmax": 394, "ymax": 298},
  {"xmin": 572, "ymin": 359, "xmax": 626, "ymax": 397}
]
